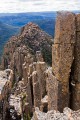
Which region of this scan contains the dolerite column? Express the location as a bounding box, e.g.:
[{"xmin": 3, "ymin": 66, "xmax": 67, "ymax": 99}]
[
  {"xmin": 36, "ymin": 62, "xmax": 46, "ymax": 99},
  {"xmin": 32, "ymin": 71, "xmax": 41, "ymax": 108},
  {"xmin": 52, "ymin": 12, "xmax": 76, "ymax": 112},
  {"xmin": 32, "ymin": 62, "xmax": 46, "ymax": 108},
  {"xmin": 46, "ymin": 69, "xmax": 58, "ymax": 111},
  {"xmin": 18, "ymin": 52, "xmax": 24, "ymax": 78},
  {"xmin": 71, "ymin": 14, "xmax": 80, "ymax": 110},
  {"xmin": 26, "ymin": 77, "xmax": 33, "ymax": 113}
]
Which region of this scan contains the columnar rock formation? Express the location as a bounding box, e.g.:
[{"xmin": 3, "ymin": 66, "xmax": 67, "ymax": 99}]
[
  {"xmin": 46, "ymin": 68, "xmax": 58, "ymax": 111},
  {"xmin": 1, "ymin": 12, "xmax": 80, "ymax": 120},
  {"xmin": 32, "ymin": 61, "xmax": 46, "ymax": 108},
  {"xmin": 1, "ymin": 23, "xmax": 53, "ymax": 119}
]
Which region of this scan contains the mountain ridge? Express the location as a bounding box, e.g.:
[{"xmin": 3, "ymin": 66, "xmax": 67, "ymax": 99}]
[
  {"xmin": 2, "ymin": 22, "xmax": 53, "ymax": 69},
  {"xmin": 0, "ymin": 12, "xmax": 55, "ymax": 59}
]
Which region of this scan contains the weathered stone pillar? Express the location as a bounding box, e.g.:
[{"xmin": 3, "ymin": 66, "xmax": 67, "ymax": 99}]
[
  {"xmin": 18, "ymin": 52, "xmax": 24, "ymax": 78},
  {"xmin": 32, "ymin": 71, "xmax": 41, "ymax": 108},
  {"xmin": 26, "ymin": 77, "xmax": 33, "ymax": 112},
  {"xmin": 46, "ymin": 68, "xmax": 58, "ymax": 111},
  {"xmin": 52, "ymin": 12, "xmax": 76, "ymax": 112},
  {"xmin": 32, "ymin": 62, "xmax": 47, "ymax": 109},
  {"xmin": 36, "ymin": 62, "xmax": 46, "ymax": 98},
  {"xmin": 71, "ymin": 14, "xmax": 80, "ymax": 110}
]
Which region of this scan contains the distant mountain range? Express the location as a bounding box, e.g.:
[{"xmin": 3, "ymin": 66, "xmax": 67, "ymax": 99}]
[
  {"xmin": 0, "ymin": 12, "xmax": 57, "ymax": 58},
  {"xmin": 0, "ymin": 12, "xmax": 57, "ymax": 36}
]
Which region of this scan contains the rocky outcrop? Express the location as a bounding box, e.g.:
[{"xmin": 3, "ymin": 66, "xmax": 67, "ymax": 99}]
[
  {"xmin": 32, "ymin": 107, "xmax": 80, "ymax": 120},
  {"xmin": 2, "ymin": 22, "xmax": 53, "ymax": 70},
  {"xmin": 0, "ymin": 69, "xmax": 13, "ymax": 120}
]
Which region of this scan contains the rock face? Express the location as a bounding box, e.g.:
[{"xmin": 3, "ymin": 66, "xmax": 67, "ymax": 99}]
[
  {"xmin": 52, "ymin": 12, "xmax": 76, "ymax": 112},
  {"xmin": 70, "ymin": 14, "xmax": 80, "ymax": 110},
  {"xmin": 45, "ymin": 11, "xmax": 80, "ymax": 112}
]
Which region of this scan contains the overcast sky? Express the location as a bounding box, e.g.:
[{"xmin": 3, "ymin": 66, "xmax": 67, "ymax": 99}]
[{"xmin": 0, "ymin": 0, "xmax": 80, "ymax": 13}]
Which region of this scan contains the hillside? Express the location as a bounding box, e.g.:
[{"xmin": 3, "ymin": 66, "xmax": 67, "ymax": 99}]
[{"xmin": 0, "ymin": 22, "xmax": 19, "ymax": 57}]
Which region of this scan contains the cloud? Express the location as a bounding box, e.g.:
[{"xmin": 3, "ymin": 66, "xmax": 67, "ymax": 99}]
[{"xmin": 0, "ymin": 0, "xmax": 80, "ymax": 13}]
